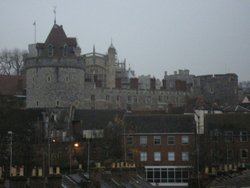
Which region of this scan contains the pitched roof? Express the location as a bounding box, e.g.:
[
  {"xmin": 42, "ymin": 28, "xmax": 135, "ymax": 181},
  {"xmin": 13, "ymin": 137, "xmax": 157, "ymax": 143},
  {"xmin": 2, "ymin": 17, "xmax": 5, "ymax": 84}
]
[
  {"xmin": 0, "ymin": 75, "xmax": 25, "ymax": 95},
  {"xmin": 45, "ymin": 24, "xmax": 67, "ymax": 47},
  {"xmin": 124, "ymin": 114, "xmax": 194, "ymax": 134},
  {"xmin": 223, "ymin": 105, "xmax": 250, "ymax": 113}
]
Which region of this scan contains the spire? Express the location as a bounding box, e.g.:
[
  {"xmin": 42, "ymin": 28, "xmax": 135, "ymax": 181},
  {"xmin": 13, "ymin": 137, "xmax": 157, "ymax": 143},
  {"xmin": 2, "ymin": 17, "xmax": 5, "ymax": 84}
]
[{"xmin": 53, "ymin": 6, "xmax": 57, "ymax": 25}]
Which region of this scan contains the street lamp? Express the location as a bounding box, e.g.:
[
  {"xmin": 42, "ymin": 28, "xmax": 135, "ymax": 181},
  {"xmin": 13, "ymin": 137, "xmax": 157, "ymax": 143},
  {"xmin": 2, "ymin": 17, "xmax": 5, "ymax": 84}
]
[
  {"xmin": 70, "ymin": 142, "xmax": 79, "ymax": 174},
  {"xmin": 8, "ymin": 131, "xmax": 13, "ymax": 177}
]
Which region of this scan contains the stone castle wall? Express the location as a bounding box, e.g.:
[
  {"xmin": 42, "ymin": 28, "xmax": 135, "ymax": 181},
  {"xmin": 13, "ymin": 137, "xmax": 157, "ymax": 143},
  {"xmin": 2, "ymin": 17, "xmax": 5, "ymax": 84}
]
[{"xmin": 25, "ymin": 58, "xmax": 85, "ymax": 108}]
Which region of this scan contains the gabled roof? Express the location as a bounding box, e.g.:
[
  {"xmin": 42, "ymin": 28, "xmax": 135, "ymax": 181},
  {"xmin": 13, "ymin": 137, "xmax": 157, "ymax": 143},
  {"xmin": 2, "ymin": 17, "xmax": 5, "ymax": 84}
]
[
  {"xmin": 242, "ymin": 95, "xmax": 250, "ymax": 103},
  {"xmin": 44, "ymin": 24, "xmax": 77, "ymax": 48},
  {"xmin": 223, "ymin": 105, "xmax": 250, "ymax": 113}
]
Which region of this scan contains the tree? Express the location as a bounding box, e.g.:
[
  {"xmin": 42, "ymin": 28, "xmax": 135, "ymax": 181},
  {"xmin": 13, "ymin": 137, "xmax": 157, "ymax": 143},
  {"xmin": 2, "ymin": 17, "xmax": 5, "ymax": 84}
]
[{"xmin": 0, "ymin": 48, "xmax": 27, "ymax": 75}]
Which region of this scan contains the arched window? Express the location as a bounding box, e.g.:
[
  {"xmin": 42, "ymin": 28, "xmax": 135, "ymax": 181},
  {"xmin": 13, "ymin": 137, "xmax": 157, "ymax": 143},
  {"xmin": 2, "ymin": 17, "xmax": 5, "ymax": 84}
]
[
  {"xmin": 48, "ymin": 44, "xmax": 54, "ymax": 57},
  {"xmin": 63, "ymin": 44, "xmax": 68, "ymax": 57}
]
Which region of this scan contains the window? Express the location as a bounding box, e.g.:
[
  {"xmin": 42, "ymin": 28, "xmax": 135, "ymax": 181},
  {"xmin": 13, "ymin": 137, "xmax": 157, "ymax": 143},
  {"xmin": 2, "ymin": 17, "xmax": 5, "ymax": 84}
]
[
  {"xmin": 56, "ymin": 100, "xmax": 60, "ymax": 107},
  {"xmin": 48, "ymin": 44, "xmax": 54, "ymax": 57},
  {"xmin": 63, "ymin": 44, "xmax": 68, "ymax": 57},
  {"xmin": 116, "ymin": 96, "xmax": 120, "ymax": 102},
  {"xmin": 158, "ymin": 95, "xmax": 162, "ymax": 102},
  {"xmin": 127, "ymin": 152, "xmax": 133, "ymax": 160},
  {"xmin": 140, "ymin": 136, "xmax": 147, "ymax": 145},
  {"xmin": 106, "ymin": 95, "xmax": 110, "ymax": 101},
  {"xmin": 126, "ymin": 136, "xmax": 133, "ymax": 145},
  {"xmin": 240, "ymin": 149, "xmax": 248, "ymax": 159},
  {"xmin": 127, "ymin": 96, "xmax": 131, "ymax": 102},
  {"xmin": 181, "ymin": 136, "xmax": 189, "ymax": 144},
  {"xmin": 168, "ymin": 152, "xmax": 175, "ymax": 161},
  {"xmin": 154, "ymin": 136, "xmax": 161, "ymax": 145},
  {"xmin": 36, "ymin": 101, "xmax": 39, "ymax": 107},
  {"xmin": 140, "ymin": 152, "xmax": 147, "ymax": 161},
  {"xmin": 240, "ymin": 131, "xmax": 248, "ymax": 142},
  {"xmin": 154, "ymin": 152, "xmax": 161, "ymax": 161},
  {"xmin": 145, "ymin": 167, "xmax": 190, "ymax": 184},
  {"xmin": 168, "ymin": 136, "xmax": 175, "ymax": 145},
  {"xmin": 91, "ymin": 95, "xmax": 95, "ymax": 101},
  {"xmin": 47, "ymin": 76, "xmax": 51, "ymax": 82},
  {"xmin": 225, "ymin": 131, "xmax": 233, "ymax": 142},
  {"xmin": 133, "ymin": 96, "xmax": 137, "ymax": 103},
  {"xmin": 65, "ymin": 76, "xmax": 69, "ymax": 83},
  {"xmin": 182, "ymin": 152, "xmax": 189, "ymax": 161}
]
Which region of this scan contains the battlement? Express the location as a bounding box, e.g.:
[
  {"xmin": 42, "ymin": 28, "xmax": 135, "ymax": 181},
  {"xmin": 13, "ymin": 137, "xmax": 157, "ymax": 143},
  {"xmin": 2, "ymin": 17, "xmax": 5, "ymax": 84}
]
[{"xmin": 24, "ymin": 57, "xmax": 85, "ymax": 70}]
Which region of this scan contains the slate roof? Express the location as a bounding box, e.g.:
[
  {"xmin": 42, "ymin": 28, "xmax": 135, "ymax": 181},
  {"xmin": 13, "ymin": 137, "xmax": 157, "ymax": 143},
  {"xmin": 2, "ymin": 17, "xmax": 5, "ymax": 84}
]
[
  {"xmin": 0, "ymin": 75, "xmax": 25, "ymax": 95},
  {"xmin": 124, "ymin": 114, "xmax": 194, "ymax": 134},
  {"xmin": 45, "ymin": 24, "xmax": 77, "ymax": 47},
  {"xmin": 37, "ymin": 24, "xmax": 77, "ymax": 57},
  {"xmin": 73, "ymin": 109, "xmax": 124, "ymax": 129}
]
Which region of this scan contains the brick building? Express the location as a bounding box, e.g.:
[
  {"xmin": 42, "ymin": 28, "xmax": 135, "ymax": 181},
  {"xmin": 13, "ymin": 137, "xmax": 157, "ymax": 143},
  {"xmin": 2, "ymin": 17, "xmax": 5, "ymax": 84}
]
[{"xmin": 123, "ymin": 113, "xmax": 195, "ymax": 187}]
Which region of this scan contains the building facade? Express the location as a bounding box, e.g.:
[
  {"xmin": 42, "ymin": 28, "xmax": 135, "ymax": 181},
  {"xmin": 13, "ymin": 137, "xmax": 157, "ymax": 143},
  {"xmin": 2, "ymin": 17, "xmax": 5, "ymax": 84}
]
[
  {"xmin": 123, "ymin": 114, "xmax": 194, "ymax": 187},
  {"xmin": 24, "ymin": 23, "xmax": 190, "ymax": 111}
]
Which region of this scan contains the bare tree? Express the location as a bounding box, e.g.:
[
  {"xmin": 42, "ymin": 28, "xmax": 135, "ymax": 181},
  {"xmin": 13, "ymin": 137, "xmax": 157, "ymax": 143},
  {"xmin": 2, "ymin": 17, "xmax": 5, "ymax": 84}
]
[{"xmin": 0, "ymin": 48, "xmax": 27, "ymax": 75}]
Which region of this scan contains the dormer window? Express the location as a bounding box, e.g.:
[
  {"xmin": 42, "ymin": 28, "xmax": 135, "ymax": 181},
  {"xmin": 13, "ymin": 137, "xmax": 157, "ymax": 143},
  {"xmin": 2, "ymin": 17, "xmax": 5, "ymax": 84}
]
[
  {"xmin": 63, "ymin": 44, "xmax": 68, "ymax": 57},
  {"xmin": 48, "ymin": 44, "xmax": 54, "ymax": 57}
]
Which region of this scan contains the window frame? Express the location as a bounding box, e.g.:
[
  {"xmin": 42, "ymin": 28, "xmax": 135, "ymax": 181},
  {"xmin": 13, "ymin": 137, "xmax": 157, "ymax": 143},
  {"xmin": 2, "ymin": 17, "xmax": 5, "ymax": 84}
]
[
  {"xmin": 181, "ymin": 152, "xmax": 189, "ymax": 161},
  {"xmin": 154, "ymin": 152, "xmax": 161, "ymax": 161},
  {"xmin": 140, "ymin": 152, "xmax": 147, "ymax": 161},
  {"xmin": 168, "ymin": 152, "xmax": 175, "ymax": 161},
  {"xmin": 140, "ymin": 136, "xmax": 147, "ymax": 145},
  {"xmin": 240, "ymin": 131, "xmax": 248, "ymax": 142},
  {"xmin": 181, "ymin": 135, "xmax": 189, "ymax": 145},
  {"xmin": 167, "ymin": 136, "xmax": 175, "ymax": 145},
  {"xmin": 154, "ymin": 136, "xmax": 161, "ymax": 145}
]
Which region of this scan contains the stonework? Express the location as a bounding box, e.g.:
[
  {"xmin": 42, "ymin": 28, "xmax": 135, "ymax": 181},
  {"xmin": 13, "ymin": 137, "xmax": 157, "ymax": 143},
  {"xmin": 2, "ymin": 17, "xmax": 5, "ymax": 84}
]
[
  {"xmin": 25, "ymin": 58, "xmax": 85, "ymax": 108},
  {"xmin": 24, "ymin": 23, "xmax": 238, "ymax": 110}
]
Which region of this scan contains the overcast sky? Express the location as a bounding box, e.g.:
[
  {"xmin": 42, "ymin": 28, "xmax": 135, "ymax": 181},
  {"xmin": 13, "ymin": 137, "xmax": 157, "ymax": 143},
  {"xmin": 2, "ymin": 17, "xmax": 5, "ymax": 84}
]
[{"xmin": 0, "ymin": 0, "xmax": 249, "ymax": 81}]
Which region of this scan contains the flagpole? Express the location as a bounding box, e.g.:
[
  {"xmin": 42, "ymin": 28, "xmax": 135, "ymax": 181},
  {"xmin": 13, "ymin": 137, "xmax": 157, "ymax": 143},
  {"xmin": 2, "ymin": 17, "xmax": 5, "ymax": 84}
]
[{"xmin": 33, "ymin": 21, "xmax": 36, "ymax": 43}]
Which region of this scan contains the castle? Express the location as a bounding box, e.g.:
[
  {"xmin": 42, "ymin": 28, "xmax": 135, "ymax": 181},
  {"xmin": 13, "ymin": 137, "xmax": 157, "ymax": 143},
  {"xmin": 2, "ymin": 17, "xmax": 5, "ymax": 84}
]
[{"xmin": 24, "ymin": 23, "xmax": 238, "ymax": 110}]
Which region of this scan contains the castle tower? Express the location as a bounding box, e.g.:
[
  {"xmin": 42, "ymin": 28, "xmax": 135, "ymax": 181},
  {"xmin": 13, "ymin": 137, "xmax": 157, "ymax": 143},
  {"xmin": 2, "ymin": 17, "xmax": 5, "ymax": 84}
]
[
  {"xmin": 24, "ymin": 24, "xmax": 85, "ymax": 109},
  {"xmin": 106, "ymin": 43, "xmax": 116, "ymax": 89}
]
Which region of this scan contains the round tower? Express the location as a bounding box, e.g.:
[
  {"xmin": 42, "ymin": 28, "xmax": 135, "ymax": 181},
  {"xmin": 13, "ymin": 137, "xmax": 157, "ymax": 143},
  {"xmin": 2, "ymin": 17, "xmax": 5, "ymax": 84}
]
[{"xmin": 24, "ymin": 24, "xmax": 85, "ymax": 109}]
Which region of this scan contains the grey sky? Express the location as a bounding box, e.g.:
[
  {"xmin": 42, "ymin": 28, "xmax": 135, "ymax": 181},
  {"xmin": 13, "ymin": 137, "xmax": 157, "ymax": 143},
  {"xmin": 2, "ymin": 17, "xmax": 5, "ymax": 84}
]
[{"xmin": 0, "ymin": 0, "xmax": 250, "ymax": 81}]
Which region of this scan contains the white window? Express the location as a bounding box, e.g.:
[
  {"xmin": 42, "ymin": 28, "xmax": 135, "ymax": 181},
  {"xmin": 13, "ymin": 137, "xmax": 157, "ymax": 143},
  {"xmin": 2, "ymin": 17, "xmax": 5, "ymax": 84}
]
[
  {"xmin": 140, "ymin": 136, "xmax": 147, "ymax": 145},
  {"xmin": 182, "ymin": 152, "xmax": 189, "ymax": 161},
  {"xmin": 240, "ymin": 131, "xmax": 248, "ymax": 142},
  {"xmin": 168, "ymin": 152, "xmax": 175, "ymax": 161},
  {"xmin": 167, "ymin": 136, "xmax": 175, "ymax": 145},
  {"xmin": 140, "ymin": 152, "xmax": 147, "ymax": 161},
  {"xmin": 154, "ymin": 152, "xmax": 161, "ymax": 161},
  {"xmin": 154, "ymin": 136, "xmax": 161, "ymax": 145},
  {"xmin": 181, "ymin": 136, "xmax": 189, "ymax": 144}
]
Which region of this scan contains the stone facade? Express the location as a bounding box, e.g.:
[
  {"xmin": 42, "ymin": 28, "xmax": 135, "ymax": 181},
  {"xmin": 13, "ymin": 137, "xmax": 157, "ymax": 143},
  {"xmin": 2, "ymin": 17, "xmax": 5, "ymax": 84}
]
[
  {"xmin": 24, "ymin": 23, "xmax": 190, "ymax": 111},
  {"xmin": 194, "ymin": 73, "xmax": 238, "ymax": 105},
  {"xmin": 25, "ymin": 58, "xmax": 85, "ymax": 108}
]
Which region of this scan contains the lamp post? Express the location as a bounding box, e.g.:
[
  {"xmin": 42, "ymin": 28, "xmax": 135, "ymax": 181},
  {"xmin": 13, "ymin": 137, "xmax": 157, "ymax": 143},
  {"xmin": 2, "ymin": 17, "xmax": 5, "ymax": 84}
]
[
  {"xmin": 70, "ymin": 142, "xmax": 79, "ymax": 174},
  {"xmin": 8, "ymin": 131, "xmax": 13, "ymax": 177}
]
